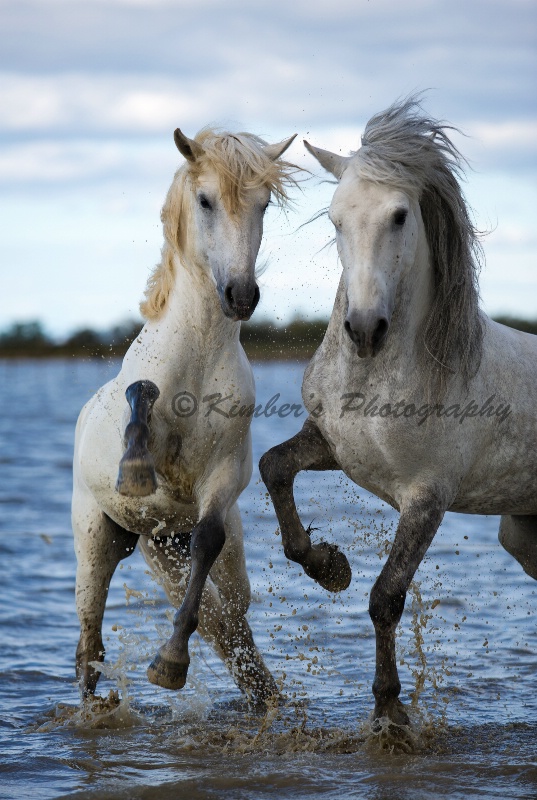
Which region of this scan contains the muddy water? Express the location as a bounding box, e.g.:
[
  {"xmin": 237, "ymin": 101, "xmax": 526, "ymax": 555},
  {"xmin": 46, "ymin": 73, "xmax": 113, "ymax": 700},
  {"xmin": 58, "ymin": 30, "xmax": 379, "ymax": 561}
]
[{"xmin": 0, "ymin": 359, "xmax": 536, "ymax": 800}]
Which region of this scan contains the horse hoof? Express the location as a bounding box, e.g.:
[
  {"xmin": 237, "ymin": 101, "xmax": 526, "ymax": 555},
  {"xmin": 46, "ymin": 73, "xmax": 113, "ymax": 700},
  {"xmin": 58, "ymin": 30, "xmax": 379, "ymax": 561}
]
[
  {"xmin": 147, "ymin": 653, "xmax": 189, "ymax": 690},
  {"xmin": 116, "ymin": 458, "xmax": 157, "ymax": 497},
  {"xmin": 304, "ymin": 542, "xmax": 352, "ymax": 592},
  {"xmin": 373, "ymin": 699, "xmax": 410, "ymax": 729}
]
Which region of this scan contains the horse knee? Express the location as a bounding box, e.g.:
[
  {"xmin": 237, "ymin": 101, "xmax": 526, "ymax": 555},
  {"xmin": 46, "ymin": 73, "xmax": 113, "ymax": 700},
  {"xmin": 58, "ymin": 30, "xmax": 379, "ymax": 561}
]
[
  {"xmin": 224, "ymin": 568, "xmax": 251, "ymax": 618},
  {"xmin": 218, "ymin": 583, "xmax": 250, "ymax": 625},
  {"xmin": 369, "ymin": 580, "xmax": 406, "ymax": 630},
  {"xmin": 191, "ymin": 513, "xmax": 226, "ymax": 563},
  {"xmin": 259, "ymin": 445, "xmax": 292, "ymax": 491}
]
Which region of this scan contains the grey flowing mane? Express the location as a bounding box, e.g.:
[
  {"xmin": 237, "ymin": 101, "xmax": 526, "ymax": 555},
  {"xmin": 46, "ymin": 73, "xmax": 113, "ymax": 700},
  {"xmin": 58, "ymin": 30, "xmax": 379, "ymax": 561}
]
[{"xmin": 355, "ymin": 96, "xmax": 484, "ymax": 394}]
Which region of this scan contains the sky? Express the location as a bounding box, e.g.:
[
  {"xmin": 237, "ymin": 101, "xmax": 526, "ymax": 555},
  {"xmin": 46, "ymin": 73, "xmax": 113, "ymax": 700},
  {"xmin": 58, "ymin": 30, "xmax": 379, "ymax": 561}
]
[{"xmin": 0, "ymin": 0, "xmax": 536, "ymax": 337}]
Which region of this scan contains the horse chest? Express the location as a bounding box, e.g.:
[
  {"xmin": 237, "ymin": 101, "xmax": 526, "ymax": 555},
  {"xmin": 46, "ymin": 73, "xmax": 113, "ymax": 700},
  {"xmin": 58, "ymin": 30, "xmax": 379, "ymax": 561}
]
[
  {"xmin": 305, "ymin": 402, "xmax": 398, "ymax": 506},
  {"xmin": 150, "ymin": 431, "xmax": 196, "ymax": 501},
  {"xmin": 303, "ymin": 357, "xmax": 429, "ymax": 507},
  {"xmin": 331, "ymin": 414, "xmax": 402, "ymax": 503}
]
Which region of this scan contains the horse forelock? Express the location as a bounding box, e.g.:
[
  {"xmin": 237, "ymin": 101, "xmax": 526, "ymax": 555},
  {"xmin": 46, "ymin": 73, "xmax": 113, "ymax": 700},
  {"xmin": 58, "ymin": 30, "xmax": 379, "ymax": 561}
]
[
  {"xmin": 140, "ymin": 127, "xmax": 299, "ymax": 320},
  {"xmin": 352, "ymin": 95, "xmax": 484, "ymax": 395},
  {"xmin": 186, "ymin": 128, "xmax": 296, "ymax": 213}
]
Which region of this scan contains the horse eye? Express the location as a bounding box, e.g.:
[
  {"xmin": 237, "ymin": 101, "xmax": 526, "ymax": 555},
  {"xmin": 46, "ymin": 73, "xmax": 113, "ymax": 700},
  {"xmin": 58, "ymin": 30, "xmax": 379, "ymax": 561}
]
[
  {"xmin": 394, "ymin": 210, "xmax": 407, "ymax": 226},
  {"xmin": 199, "ymin": 195, "xmax": 212, "ymax": 210}
]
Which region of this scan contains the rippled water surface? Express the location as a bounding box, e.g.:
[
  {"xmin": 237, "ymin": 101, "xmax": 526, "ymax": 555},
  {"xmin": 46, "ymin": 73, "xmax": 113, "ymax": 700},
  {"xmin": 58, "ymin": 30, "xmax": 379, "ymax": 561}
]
[{"xmin": 1, "ymin": 359, "xmax": 536, "ymax": 799}]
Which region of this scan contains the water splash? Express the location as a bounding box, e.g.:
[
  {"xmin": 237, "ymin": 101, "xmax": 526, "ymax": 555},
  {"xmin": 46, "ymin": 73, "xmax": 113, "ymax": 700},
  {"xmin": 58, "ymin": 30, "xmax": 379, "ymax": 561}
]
[{"xmin": 31, "ymin": 690, "xmax": 141, "ymax": 732}]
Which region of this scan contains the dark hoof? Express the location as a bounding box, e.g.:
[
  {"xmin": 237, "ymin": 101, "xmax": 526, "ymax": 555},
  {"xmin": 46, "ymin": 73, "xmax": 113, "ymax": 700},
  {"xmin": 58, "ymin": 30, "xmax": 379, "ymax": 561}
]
[
  {"xmin": 368, "ymin": 701, "xmax": 417, "ymax": 752},
  {"xmin": 303, "ymin": 542, "xmax": 352, "ymax": 592},
  {"xmin": 116, "ymin": 457, "xmax": 157, "ymax": 497},
  {"xmin": 373, "ymin": 698, "xmax": 410, "ymax": 728},
  {"xmin": 147, "ymin": 652, "xmax": 189, "ymax": 690}
]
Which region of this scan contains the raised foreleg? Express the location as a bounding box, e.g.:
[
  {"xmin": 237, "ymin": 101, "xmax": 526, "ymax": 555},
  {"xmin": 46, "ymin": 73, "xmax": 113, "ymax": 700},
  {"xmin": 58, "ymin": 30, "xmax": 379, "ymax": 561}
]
[
  {"xmin": 498, "ymin": 515, "xmax": 537, "ymax": 580},
  {"xmin": 116, "ymin": 380, "xmax": 160, "ymax": 497},
  {"xmin": 259, "ymin": 417, "xmax": 351, "ymax": 592},
  {"xmin": 73, "ymin": 485, "xmax": 138, "ymax": 697},
  {"xmin": 368, "ymin": 491, "xmax": 445, "ymax": 726}
]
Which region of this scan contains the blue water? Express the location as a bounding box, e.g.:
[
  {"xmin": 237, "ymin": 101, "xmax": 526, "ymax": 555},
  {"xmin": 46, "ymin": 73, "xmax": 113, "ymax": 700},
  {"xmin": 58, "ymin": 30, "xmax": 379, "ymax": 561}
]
[{"xmin": 0, "ymin": 358, "xmax": 536, "ymax": 800}]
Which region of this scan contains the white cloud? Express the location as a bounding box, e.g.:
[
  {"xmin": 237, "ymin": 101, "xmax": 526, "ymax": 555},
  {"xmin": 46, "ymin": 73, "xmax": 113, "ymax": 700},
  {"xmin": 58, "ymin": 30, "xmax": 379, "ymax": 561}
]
[
  {"xmin": 2, "ymin": 71, "xmax": 535, "ymax": 177},
  {"xmin": 0, "ymin": 138, "xmax": 178, "ymax": 185},
  {"xmin": 469, "ymin": 121, "xmax": 537, "ymax": 152},
  {"xmin": 0, "ymin": 75, "xmax": 196, "ymax": 133},
  {"xmin": 489, "ymin": 223, "xmax": 537, "ymax": 248}
]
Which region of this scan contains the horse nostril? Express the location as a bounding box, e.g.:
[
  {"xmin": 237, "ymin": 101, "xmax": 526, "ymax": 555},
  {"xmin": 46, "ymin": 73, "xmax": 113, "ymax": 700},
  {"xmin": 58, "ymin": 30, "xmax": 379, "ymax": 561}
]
[
  {"xmin": 373, "ymin": 318, "xmax": 389, "ymax": 346},
  {"xmin": 225, "ymin": 285, "xmax": 234, "ymax": 307},
  {"xmin": 252, "ymin": 285, "xmax": 260, "ymax": 310},
  {"xmin": 344, "ymin": 319, "xmax": 355, "ymax": 341}
]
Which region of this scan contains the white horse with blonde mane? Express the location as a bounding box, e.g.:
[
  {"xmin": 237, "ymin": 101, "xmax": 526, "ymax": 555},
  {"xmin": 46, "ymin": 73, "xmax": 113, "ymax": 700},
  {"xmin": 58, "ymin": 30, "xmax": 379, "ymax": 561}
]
[
  {"xmin": 260, "ymin": 97, "xmax": 537, "ymax": 728},
  {"xmin": 73, "ymin": 126, "xmax": 296, "ymax": 704}
]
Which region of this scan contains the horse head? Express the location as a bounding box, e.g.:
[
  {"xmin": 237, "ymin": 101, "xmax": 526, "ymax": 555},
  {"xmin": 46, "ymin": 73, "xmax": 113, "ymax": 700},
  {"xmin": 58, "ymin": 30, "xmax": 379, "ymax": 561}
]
[
  {"xmin": 173, "ymin": 128, "xmax": 297, "ymax": 321},
  {"xmin": 304, "ymin": 140, "xmax": 421, "ymax": 358}
]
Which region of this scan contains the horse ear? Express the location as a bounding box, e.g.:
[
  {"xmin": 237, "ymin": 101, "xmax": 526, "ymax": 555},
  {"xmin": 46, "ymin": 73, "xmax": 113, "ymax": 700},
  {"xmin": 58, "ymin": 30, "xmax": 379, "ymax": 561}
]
[
  {"xmin": 174, "ymin": 129, "xmax": 204, "ymax": 162},
  {"xmin": 263, "ymin": 134, "xmax": 297, "ymax": 161},
  {"xmin": 304, "ymin": 140, "xmax": 350, "ymax": 179}
]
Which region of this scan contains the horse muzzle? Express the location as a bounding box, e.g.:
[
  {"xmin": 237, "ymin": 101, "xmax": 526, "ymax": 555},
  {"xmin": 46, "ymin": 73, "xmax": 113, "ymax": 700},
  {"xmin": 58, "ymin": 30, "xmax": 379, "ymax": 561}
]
[
  {"xmin": 344, "ymin": 310, "xmax": 390, "ymax": 357},
  {"xmin": 220, "ymin": 280, "xmax": 260, "ymax": 321}
]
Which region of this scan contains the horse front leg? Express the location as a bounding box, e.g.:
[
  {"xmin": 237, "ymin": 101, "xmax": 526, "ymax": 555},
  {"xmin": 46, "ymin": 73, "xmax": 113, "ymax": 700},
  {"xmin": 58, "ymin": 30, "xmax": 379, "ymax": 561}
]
[
  {"xmin": 147, "ymin": 510, "xmax": 226, "ymax": 690},
  {"xmin": 368, "ymin": 492, "xmax": 445, "ymax": 726},
  {"xmin": 259, "ymin": 417, "xmax": 351, "ymax": 592},
  {"xmin": 116, "ymin": 380, "xmax": 160, "ymax": 497}
]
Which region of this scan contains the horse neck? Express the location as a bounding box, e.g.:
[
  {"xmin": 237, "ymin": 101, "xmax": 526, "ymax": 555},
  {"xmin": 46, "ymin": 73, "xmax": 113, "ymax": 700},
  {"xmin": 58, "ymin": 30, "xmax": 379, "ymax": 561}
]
[
  {"xmin": 165, "ymin": 252, "xmax": 238, "ymax": 343},
  {"xmin": 389, "ymin": 219, "xmax": 433, "ymax": 346},
  {"xmin": 124, "ymin": 253, "xmax": 240, "ymax": 389}
]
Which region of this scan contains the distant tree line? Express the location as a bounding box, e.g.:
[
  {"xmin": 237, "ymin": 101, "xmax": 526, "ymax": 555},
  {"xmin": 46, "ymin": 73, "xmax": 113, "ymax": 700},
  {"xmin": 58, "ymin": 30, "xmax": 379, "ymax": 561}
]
[
  {"xmin": 0, "ymin": 315, "xmax": 535, "ymax": 360},
  {"xmin": 0, "ymin": 320, "xmax": 144, "ymax": 358},
  {"xmin": 492, "ymin": 316, "xmax": 537, "ymax": 336}
]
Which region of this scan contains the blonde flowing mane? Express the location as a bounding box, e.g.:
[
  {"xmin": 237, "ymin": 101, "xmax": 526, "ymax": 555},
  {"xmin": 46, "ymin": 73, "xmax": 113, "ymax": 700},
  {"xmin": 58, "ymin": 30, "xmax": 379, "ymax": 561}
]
[
  {"xmin": 141, "ymin": 128, "xmax": 298, "ymax": 320},
  {"xmin": 355, "ymin": 96, "xmax": 484, "ymax": 392}
]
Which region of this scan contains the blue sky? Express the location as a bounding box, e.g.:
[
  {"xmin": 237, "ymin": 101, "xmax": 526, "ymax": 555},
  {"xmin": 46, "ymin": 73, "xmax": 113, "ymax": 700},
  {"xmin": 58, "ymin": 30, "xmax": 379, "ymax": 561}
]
[{"xmin": 1, "ymin": 0, "xmax": 535, "ymax": 336}]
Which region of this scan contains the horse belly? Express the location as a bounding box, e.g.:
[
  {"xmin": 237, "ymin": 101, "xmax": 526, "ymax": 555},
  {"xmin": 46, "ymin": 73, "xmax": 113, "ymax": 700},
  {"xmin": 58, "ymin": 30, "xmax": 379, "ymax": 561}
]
[
  {"xmin": 450, "ymin": 414, "xmax": 537, "ymax": 515},
  {"xmin": 450, "ymin": 467, "xmax": 537, "ymax": 516}
]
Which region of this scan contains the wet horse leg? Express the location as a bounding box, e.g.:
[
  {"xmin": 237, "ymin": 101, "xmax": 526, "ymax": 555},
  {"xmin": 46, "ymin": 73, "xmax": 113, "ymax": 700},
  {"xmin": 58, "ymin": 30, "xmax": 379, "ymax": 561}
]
[
  {"xmin": 368, "ymin": 493, "xmax": 445, "ymax": 726},
  {"xmin": 498, "ymin": 515, "xmax": 537, "ymax": 580},
  {"xmin": 141, "ymin": 504, "xmax": 278, "ymax": 703},
  {"xmin": 73, "ymin": 487, "xmax": 138, "ymax": 697},
  {"xmin": 212, "ymin": 616, "xmax": 278, "ymax": 704},
  {"xmin": 146, "ymin": 510, "xmax": 226, "ymax": 690},
  {"xmin": 205, "ymin": 503, "xmax": 278, "ymax": 702},
  {"xmin": 259, "ymin": 417, "xmax": 351, "ymax": 592},
  {"xmin": 116, "ymin": 380, "xmax": 160, "ymax": 497}
]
